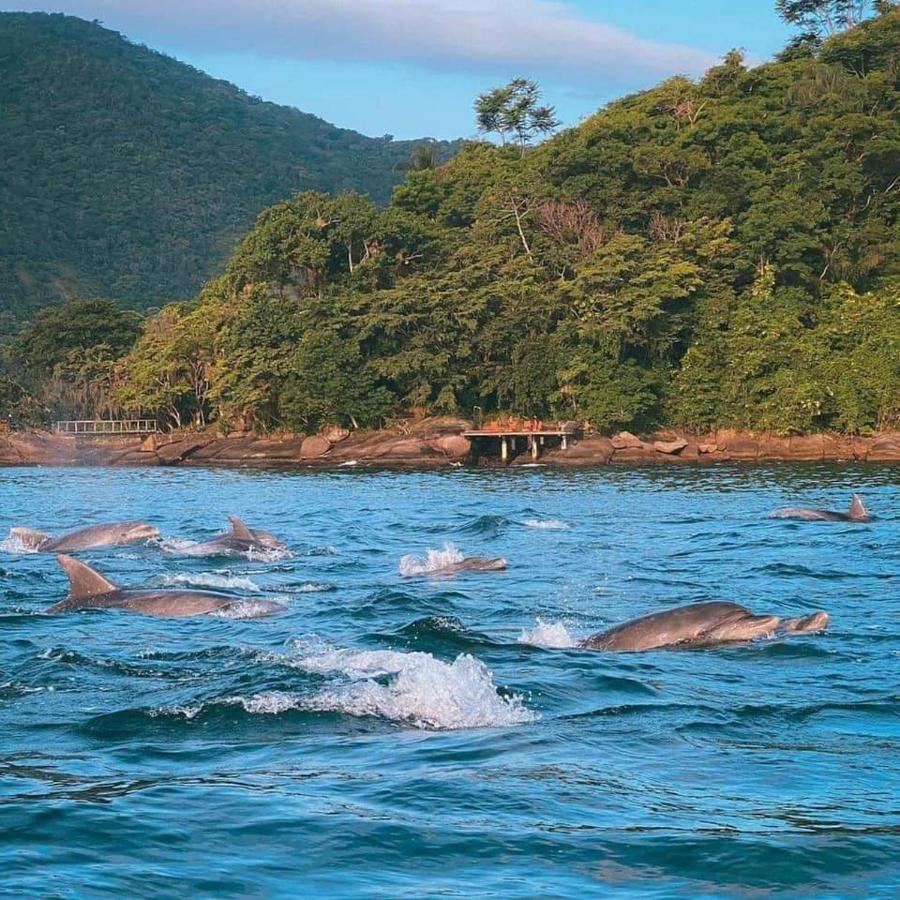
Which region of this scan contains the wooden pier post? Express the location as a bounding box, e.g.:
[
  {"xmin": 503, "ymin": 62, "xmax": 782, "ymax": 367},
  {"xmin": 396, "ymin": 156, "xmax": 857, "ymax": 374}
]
[{"xmin": 501, "ymin": 436, "xmax": 508, "ymax": 463}]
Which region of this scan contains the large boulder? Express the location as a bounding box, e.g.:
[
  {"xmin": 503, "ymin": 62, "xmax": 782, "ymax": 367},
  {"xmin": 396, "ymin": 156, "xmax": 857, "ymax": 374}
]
[
  {"xmin": 429, "ymin": 434, "xmax": 471, "ymax": 459},
  {"xmin": 243, "ymin": 436, "xmax": 305, "ymax": 461},
  {"xmin": 715, "ymin": 431, "xmax": 760, "ymax": 460},
  {"xmin": 321, "ymin": 425, "xmax": 350, "ymax": 444},
  {"xmin": 868, "ymin": 434, "xmax": 900, "ymax": 461},
  {"xmin": 9, "ymin": 431, "xmax": 77, "ymax": 465},
  {"xmin": 550, "ymin": 436, "xmax": 614, "ymax": 464},
  {"xmin": 156, "ymin": 436, "xmax": 213, "ymax": 465},
  {"xmin": 300, "ymin": 435, "xmax": 332, "ymax": 459},
  {"xmin": 611, "ymin": 431, "xmax": 644, "ymax": 450},
  {"xmin": 654, "ymin": 438, "xmax": 688, "ymax": 455}
]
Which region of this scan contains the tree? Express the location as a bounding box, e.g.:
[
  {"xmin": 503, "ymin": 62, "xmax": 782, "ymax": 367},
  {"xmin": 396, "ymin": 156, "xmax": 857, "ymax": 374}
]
[
  {"xmin": 475, "ymin": 78, "xmax": 559, "ymax": 154},
  {"xmin": 775, "ymin": 1, "xmax": 874, "ymax": 37}
]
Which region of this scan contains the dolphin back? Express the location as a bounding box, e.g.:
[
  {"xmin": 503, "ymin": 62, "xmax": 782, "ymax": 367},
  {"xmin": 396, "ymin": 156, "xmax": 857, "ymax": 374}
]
[{"xmin": 582, "ymin": 601, "xmax": 749, "ymax": 652}]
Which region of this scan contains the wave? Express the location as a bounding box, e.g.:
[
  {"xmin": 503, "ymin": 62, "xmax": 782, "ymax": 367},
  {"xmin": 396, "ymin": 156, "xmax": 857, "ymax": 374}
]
[
  {"xmin": 457, "ymin": 514, "xmax": 509, "ymax": 536},
  {"xmin": 153, "ymin": 572, "xmax": 261, "ymax": 592},
  {"xmin": 280, "ymin": 582, "xmax": 336, "ymax": 594},
  {"xmin": 518, "ymin": 619, "xmax": 579, "ymax": 649},
  {"xmin": 270, "ymin": 641, "xmax": 538, "ymax": 729},
  {"xmin": 398, "ymin": 542, "xmax": 464, "ymax": 576},
  {"xmin": 521, "ymin": 518, "xmax": 570, "ymax": 530}
]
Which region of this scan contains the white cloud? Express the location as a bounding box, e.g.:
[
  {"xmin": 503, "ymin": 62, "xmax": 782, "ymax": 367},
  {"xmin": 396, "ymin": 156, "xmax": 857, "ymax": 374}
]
[{"xmin": 15, "ymin": 0, "xmax": 715, "ymax": 83}]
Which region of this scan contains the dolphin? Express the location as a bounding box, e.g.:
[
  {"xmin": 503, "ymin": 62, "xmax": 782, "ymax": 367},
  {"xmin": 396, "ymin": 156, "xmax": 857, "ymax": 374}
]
[
  {"xmin": 45, "ymin": 555, "xmax": 285, "ymax": 618},
  {"xmin": 771, "ymin": 494, "xmax": 870, "ymax": 522},
  {"xmin": 8, "ymin": 521, "xmax": 160, "ymax": 553},
  {"xmin": 417, "ymin": 557, "xmax": 508, "ymax": 577},
  {"xmin": 172, "ymin": 516, "xmax": 287, "ymax": 557},
  {"xmin": 580, "ymin": 601, "xmax": 829, "ymax": 652}
]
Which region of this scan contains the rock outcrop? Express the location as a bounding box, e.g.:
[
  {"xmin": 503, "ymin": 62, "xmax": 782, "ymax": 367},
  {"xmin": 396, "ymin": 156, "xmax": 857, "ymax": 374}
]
[{"xmin": 2, "ymin": 426, "xmax": 899, "ymax": 469}]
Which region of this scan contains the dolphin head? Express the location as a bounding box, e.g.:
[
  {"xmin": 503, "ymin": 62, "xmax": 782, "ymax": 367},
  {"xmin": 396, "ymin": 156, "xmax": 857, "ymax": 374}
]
[
  {"xmin": 471, "ymin": 557, "xmax": 508, "ymax": 571},
  {"xmin": 698, "ymin": 611, "xmax": 781, "ymax": 644},
  {"xmin": 251, "ymin": 529, "xmax": 288, "ymax": 551},
  {"xmin": 120, "ymin": 522, "xmax": 162, "ymax": 544},
  {"xmin": 780, "ymin": 611, "xmax": 829, "ymax": 634}
]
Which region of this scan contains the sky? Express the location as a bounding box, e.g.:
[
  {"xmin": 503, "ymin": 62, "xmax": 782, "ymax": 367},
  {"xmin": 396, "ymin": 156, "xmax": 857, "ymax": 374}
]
[{"xmin": 3, "ymin": 1, "xmax": 796, "ymax": 139}]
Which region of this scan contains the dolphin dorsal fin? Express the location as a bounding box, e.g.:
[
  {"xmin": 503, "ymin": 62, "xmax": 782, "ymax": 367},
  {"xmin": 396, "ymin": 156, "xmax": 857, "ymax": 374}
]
[
  {"xmin": 57, "ymin": 555, "xmax": 117, "ymax": 599},
  {"xmin": 228, "ymin": 516, "xmax": 255, "ymax": 540},
  {"xmin": 849, "ymin": 494, "xmax": 868, "ymax": 519}
]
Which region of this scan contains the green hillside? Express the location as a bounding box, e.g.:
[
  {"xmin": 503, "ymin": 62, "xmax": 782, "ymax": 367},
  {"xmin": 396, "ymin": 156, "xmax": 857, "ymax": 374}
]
[
  {"xmin": 0, "ymin": 12, "xmax": 457, "ymax": 333},
  {"xmin": 8, "ymin": 6, "xmax": 899, "ymax": 436}
]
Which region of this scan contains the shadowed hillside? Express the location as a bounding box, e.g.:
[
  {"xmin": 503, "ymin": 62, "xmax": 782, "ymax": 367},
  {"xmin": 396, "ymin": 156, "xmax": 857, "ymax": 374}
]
[{"xmin": 0, "ymin": 12, "xmax": 458, "ymax": 332}]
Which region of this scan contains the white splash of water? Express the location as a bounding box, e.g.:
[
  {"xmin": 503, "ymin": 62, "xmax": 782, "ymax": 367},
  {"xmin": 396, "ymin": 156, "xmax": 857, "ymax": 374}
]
[
  {"xmin": 159, "ymin": 538, "xmax": 292, "ymax": 562},
  {"xmin": 518, "ymin": 618, "xmax": 578, "ymax": 649},
  {"xmin": 155, "ymin": 572, "xmax": 262, "ymax": 592},
  {"xmin": 522, "ymin": 518, "xmax": 570, "ymax": 530},
  {"xmin": 339, "ymin": 460, "xmax": 359, "ymax": 467},
  {"xmin": 246, "ymin": 546, "xmax": 294, "ymax": 563},
  {"xmin": 0, "ymin": 531, "xmax": 40, "ymax": 554},
  {"xmin": 155, "ymin": 645, "xmax": 535, "ymax": 730},
  {"xmin": 211, "ymin": 599, "xmax": 286, "ymax": 619},
  {"xmin": 294, "ymin": 643, "xmax": 536, "ymax": 729},
  {"xmin": 284, "ymin": 582, "xmax": 335, "ymax": 594},
  {"xmin": 398, "ymin": 542, "xmax": 464, "ymax": 576}
]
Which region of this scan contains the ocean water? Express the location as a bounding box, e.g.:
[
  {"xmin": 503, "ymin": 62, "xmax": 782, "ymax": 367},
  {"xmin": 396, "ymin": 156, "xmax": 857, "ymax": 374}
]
[{"xmin": 0, "ymin": 464, "xmax": 898, "ymax": 898}]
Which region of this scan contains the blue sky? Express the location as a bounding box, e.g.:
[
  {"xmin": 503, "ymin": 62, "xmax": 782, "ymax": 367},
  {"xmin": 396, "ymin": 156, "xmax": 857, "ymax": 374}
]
[{"xmin": 6, "ymin": 1, "xmax": 795, "ymax": 139}]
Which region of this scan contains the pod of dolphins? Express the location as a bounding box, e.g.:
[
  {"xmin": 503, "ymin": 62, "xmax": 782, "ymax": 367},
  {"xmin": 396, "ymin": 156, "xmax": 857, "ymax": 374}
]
[{"xmin": 7, "ymin": 494, "xmax": 872, "ymax": 652}]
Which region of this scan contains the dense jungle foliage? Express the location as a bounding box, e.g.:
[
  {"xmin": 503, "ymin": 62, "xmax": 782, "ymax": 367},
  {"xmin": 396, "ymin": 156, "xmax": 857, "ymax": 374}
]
[
  {"xmin": 4, "ymin": 5, "xmax": 899, "ymax": 436},
  {"xmin": 0, "ymin": 13, "xmax": 457, "ymax": 334}
]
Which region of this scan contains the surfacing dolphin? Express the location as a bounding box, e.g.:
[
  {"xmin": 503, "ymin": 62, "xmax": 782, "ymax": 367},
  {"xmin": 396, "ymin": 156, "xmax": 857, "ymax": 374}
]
[
  {"xmin": 172, "ymin": 516, "xmax": 287, "ymax": 557},
  {"xmin": 771, "ymin": 493, "xmax": 870, "ymax": 522},
  {"xmin": 580, "ymin": 601, "xmax": 828, "ymax": 652},
  {"xmin": 8, "ymin": 521, "xmax": 160, "ymax": 553},
  {"xmin": 412, "ymin": 557, "xmax": 508, "ymax": 577},
  {"xmin": 46, "ymin": 555, "xmax": 285, "ymax": 618}
]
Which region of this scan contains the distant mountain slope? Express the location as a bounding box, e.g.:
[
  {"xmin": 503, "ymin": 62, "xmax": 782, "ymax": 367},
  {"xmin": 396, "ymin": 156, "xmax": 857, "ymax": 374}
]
[{"xmin": 0, "ymin": 12, "xmax": 458, "ymax": 332}]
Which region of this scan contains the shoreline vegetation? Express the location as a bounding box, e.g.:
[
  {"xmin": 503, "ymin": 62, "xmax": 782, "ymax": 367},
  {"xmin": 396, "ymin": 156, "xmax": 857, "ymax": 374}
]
[
  {"xmin": 2, "ymin": 6, "xmax": 898, "ymax": 445},
  {"xmin": 2, "ymin": 422, "xmax": 899, "ymax": 468}
]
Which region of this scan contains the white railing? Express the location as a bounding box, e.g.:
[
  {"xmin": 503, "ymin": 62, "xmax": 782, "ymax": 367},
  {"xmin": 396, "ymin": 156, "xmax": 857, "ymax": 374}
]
[{"xmin": 53, "ymin": 419, "xmax": 158, "ymax": 435}]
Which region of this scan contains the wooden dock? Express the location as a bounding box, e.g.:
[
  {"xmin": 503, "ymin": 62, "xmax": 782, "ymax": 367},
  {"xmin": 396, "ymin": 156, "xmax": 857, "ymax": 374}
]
[{"xmin": 462, "ymin": 426, "xmax": 578, "ymax": 462}]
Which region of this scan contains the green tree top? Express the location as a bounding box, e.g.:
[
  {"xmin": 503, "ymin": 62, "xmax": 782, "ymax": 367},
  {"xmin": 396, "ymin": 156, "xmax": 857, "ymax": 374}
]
[{"xmin": 475, "ymin": 78, "xmax": 559, "ymax": 154}]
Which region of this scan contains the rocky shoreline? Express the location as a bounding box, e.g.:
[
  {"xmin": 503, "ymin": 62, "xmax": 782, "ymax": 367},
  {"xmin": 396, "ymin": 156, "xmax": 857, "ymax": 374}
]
[{"xmin": 2, "ymin": 420, "xmax": 899, "ymax": 469}]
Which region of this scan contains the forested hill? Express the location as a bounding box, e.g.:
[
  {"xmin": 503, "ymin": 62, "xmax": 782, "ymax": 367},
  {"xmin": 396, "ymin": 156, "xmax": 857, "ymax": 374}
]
[
  {"xmin": 0, "ymin": 12, "xmax": 458, "ymax": 332},
  {"xmin": 6, "ymin": 7, "xmax": 899, "ymax": 437}
]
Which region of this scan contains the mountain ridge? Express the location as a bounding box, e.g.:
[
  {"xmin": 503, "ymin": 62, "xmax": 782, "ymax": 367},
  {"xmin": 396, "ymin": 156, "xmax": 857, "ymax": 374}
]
[{"xmin": 0, "ymin": 12, "xmax": 459, "ymax": 332}]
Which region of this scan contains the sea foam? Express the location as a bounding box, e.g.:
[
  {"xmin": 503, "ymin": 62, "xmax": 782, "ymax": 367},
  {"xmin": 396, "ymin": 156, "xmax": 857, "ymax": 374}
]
[
  {"xmin": 518, "ymin": 619, "xmax": 578, "ymax": 649},
  {"xmin": 243, "ymin": 642, "xmax": 537, "ymax": 730},
  {"xmin": 398, "ymin": 542, "xmax": 464, "ymax": 576},
  {"xmin": 155, "ymin": 572, "xmax": 261, "ymax": 592},
  {"xmin": 0, "ymin": 532, "xmax": 39, "ymax": 554}
]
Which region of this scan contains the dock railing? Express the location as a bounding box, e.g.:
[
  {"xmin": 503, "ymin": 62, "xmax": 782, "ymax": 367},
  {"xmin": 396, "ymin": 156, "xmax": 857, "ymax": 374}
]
[{"xmin": 53, "ymin": 419, "xmax": 158, "ymax": 435}]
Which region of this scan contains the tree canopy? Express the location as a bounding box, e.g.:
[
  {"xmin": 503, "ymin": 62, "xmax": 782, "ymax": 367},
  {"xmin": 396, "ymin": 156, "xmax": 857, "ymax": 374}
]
[{"xmin": 11, "ymin": 6, "xmax": 900, "ymax": 437}]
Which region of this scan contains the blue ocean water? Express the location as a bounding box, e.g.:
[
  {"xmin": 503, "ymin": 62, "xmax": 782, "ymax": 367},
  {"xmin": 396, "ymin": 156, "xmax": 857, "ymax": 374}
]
[{"xmin": 0, "ymin": 464, "xmax": 898, "ymax": 898}]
